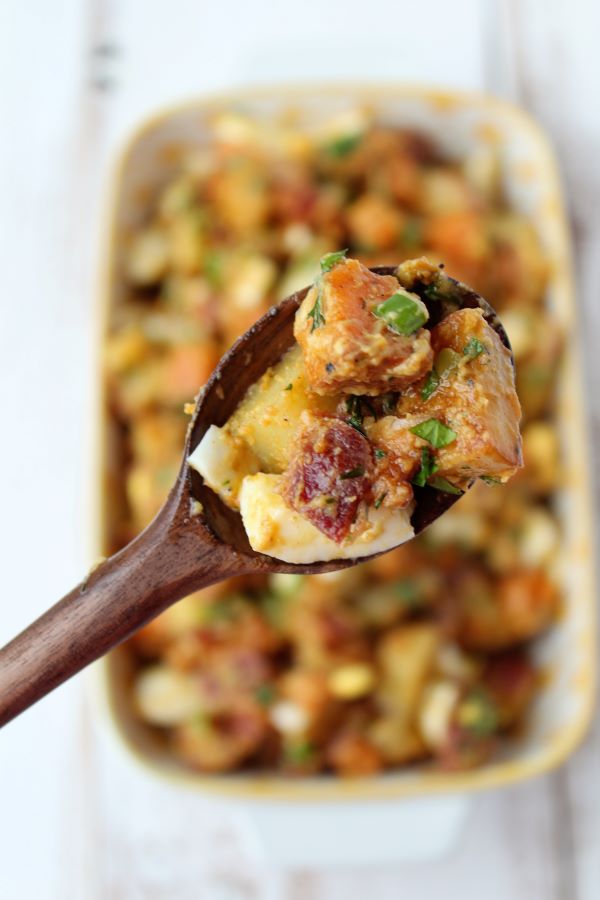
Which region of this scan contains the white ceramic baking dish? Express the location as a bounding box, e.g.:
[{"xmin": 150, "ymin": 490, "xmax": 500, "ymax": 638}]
[{"xmin": 89, "ymin": 85, "xmax": 596, "ymax": 864}]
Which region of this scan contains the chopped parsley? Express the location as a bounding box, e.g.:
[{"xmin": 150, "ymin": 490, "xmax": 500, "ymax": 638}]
[
  {"xmin": 285, "ymin": 383, "xmax": 293, "ymax": 391},
  {"xmin": 410, "ymin": 418, "xmax": 457, "ymax": 448},
  {"xmin": 402, "ymin": 219, "xmax": 422, "ymax": 247},
  {"xmin": 394, "ymin": 578, "xmax": 420, "ymax": 607},
  {"xmin": 464, "ymin": 336, "xmax": 488, "ymax": 360},
  {"xmin": 421, "ymin": 369, "xmax": 440, "ymax": 401},
  {"xmin": 429, "ymin": 476, "xmax": 463, "ymax": 495},
  {"xmin": 325, "ymin": 133, "xmax": 363, "ymax": 158},
  {"xmin": 457, "ymin": 689, "xmax": 499, "ymax": 737},
  {"xmin": 412, "ymin": 447, "xmax": 439, "ymax": 487},
  {"xmin": 423, "ymin": 281, "xmax": 446, "ymax": 301},
  {"xmin": 308, "ymin": 290, "xmax": 326, "ymax": 331},
  {"xmin": 222, "ymin": 479, "xmax": 231, "ymax": 487},
  {"xmin": 320, "ymin": 249, "xmax": 348, "ymax": 272},
  {"xmin": 285, "ymin": 739, "xmax": 315, "ymax": 764},
  {"xmin": 374, "ymin": 448, "xmax": 387, "ymax": 460},
  {"xmin": 374, "ymin": 492, "xmax": 387, "ymax": 509},
  {"xmin": 345, "ymin": 395, "xmax": 365, "ymax": 435},
  {"xmin": 340, "ymin": 466, "xmax": 365, "ymax": 480},
  {"xmin": 481, "ymin": 475, "xmax": 502, "ymax": 485},
  {"xmin": 373, "ymin": 291, "xmax": 428, "ymax": 336},
  {"xmin": 254, "ymin": 684, "xmax": 276, "ymax": 707}
]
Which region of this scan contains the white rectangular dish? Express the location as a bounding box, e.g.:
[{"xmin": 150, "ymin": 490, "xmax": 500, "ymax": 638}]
[{"xmin": 92, "ymin": 85, "xmax": 596, "ymax": 807}]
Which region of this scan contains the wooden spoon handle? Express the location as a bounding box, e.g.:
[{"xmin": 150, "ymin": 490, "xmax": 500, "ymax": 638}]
[{"xmin": 0, "ymin": 501, "xmax": 243, "ymax": 726}]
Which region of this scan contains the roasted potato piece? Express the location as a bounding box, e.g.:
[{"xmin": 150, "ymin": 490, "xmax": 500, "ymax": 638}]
[
  {"xmin": 397, "ymin": 307, "xmax": 522, "ymax": 482},
  {"xmin": 295, "ymin": 257, "xmax": 433, "ymax": 396}
]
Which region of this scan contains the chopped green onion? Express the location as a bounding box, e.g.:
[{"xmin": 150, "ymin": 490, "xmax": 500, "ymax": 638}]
[
  {"xmin": 412, "ymin": 448, "xmax": 438, "ymax": 487},
  {"xmin": 374, "ymin": 448, "xmax": 387, "ymax": 460},
  {"xmin": 464, "ymin": 337, "xmax": 488, "ymax": 360},
  {"xmin": 410, "ymin": 418, "xmax": 457, "ymax": 448},
  {"xmin": 429, "ymin": 476, "xmax": 463, "ymax": 495},
  {"xmin": 373, "ymin": 291, "xmax": 428, "ymax": 336},
  {"xmin": 308, "ymin": 290, "xmax": 326, "ymax": 331},
  {"xmin": 421, "ymin": 369, "xmax": 440, "ymax": 401},
  {"xmin": 320, "ymin": 249, "xmax": 348, "ymax": 272},
  {"xmin": 340, "ymin": 466, "xmax": 365, "ymax": 480},
  {"xmin": 374, "ymin": 493, "xmax": 387, "ymax": 509}
]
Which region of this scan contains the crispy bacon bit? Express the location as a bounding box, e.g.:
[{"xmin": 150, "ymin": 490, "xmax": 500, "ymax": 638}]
[{"xmin": 282, "ymin": 413, "xmax": 373, "ymax": 542}]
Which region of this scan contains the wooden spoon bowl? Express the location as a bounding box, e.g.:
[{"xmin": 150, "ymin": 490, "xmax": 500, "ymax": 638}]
[{"xmin": 0, "ymin": 267, "xmax": 512, "ymax": 725}]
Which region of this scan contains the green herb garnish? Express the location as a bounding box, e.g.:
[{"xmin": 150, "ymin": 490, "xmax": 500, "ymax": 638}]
[
  {"xmin": 285, "ymin": 383, "xmax": 293, "ymax": 391},
  {"xmin": 222, "ymin": 479, "xmax": 231, "ymax": 487},
  {"xmin": 412, "ymin": 448, "xmax": 439, "ymax": 487},
  {"xmin": 374, "ymin": 448, "xmax": 387, "ymax": 460},
  {"xmin": 374, "ymin": 493, "xmax": 387, "ymax": 509},
  {"xmin": 402, "ymin": 219, "xmax": 422, "ymax": 247},
  {"xmin": 457, "ymin": 689, "xmax": 499, "ymax": 737},
  {"xmin": 345, "ymin": 395, "xmax": 365, "ymax": 435},
  {"xmin": 203, "ymin": 251, "xmax": 223, "ymax": 287},
  {"xmin": 410, "ymin": 418, "xmax": 457, "ymax": 448},
  {"xmin": 373, "ymin": 291, "xmax": 428, "ymax": 336},
  {"xmin": 255, "ymin": 684, "xmax": 276, "ymax": 707},
  {"xmin": 421, "ymin": 369, "xmax": 440, "ymax": 401},
  {"xmin": 423, "ymin": 281, "xmax": 446, "ymax": 302},
  {"xmin": 340, "ymin": 466, "xmax": 365, "ymax": 480},
  {"xmin": 394, "ymin": 578, "xmax": 420, "ymax": 607},
  {"xmin": 464, "ymin": 337, "xmax": 488, "ymax": 360},
  {"xmin": 320, "ymin": 249, "xmax": 348, "ymax": 272},
  {"xmin": 326, "ymin": 133, "xmax": 362, "ymax": 158},
  {"xmin": 429, "ymin": 476, "xmax": 463, "ymax": 495},
  {"xmin": 481, "ymin": 475, "xmax": 502, "ymax": 485},
  {"xmin": 308, "ymin": 290, "xmax": 325, "ymax": 331},
  {"xmin": 285, "ymin": 739, "xmax": 315, "ymax": 764}
]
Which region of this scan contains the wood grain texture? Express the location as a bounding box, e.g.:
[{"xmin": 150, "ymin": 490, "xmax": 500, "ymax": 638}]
[{"xmin": 1, "ymin": 0, "xmax": 599, "ymax": 898}]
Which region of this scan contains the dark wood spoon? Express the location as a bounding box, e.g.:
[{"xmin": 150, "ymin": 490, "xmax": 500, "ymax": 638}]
[{"xmin": 0, "ymin": 267, "xmax": 512, "ymax": 726}]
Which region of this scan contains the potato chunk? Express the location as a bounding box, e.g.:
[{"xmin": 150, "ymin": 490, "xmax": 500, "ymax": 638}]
[
  {"xmin": 396, "ymin": 308, "xmax": 522, "ymax": 482},
  {"xmin": 295, "ymin": 257, "xmax": 433, "ymax": 396}
]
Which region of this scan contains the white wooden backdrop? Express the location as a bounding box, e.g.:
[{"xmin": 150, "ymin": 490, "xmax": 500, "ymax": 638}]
[{"xmin": 1, "ymin": 1, "xmax": 599, "ymax": 897}]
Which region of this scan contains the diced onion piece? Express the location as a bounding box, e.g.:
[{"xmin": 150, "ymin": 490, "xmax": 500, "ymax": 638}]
[
  {"xmin": 419, "ymin": 680, "xmax": 461, "ymax": 750},
  {"xmin": 269, "ymin": 700, "xmax": 309, "ymax": 735}
]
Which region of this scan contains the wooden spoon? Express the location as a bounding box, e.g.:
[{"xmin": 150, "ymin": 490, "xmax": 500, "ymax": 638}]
[{"xmin": 0, "ymin": 267, "xmax": 512, "ymax": 725}]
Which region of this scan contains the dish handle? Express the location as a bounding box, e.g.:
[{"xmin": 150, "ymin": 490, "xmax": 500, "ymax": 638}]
[{"xmin": 235, "ymin": 795, "xmax": 470, "ymax": 867}]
